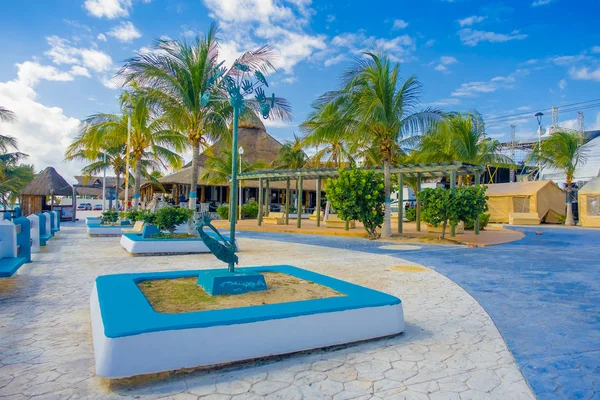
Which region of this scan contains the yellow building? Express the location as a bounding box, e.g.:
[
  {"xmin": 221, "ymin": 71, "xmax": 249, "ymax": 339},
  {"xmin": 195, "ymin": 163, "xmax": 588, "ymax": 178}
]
[
  {"xmin": 578, "ymin": 178, "xmax": 600, "ymax": 228},
  {"xmin": 485, "ymin": 180, "xmax": 565, "ymax": 224}
]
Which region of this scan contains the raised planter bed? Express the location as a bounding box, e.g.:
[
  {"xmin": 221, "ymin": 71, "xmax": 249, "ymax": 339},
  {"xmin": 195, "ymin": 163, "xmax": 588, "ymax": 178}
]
[
  {"xmin": 90, "ymin": 265, "xmax": 404, "ymax": 378},
  {"xmin": 119, "ymin": 231, "xmax": 234, "ymax": 255},
  {"xmin": 86, "ymin": 216, "xmax": 102, "ymax": 226},
  {"xmin": 87, "ymin": 224, "xmax": 134, "ymax": 236}
]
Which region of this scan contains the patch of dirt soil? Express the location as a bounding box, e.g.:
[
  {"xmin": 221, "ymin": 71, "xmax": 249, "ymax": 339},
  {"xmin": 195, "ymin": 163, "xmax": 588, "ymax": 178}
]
[{"xmin": 138, "ymin": 272, "xmax": 344, "ymax": 314}]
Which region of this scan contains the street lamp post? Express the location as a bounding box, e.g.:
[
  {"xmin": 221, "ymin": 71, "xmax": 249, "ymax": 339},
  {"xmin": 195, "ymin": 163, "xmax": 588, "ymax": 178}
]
[
  {"xmin": 535, "ymin": 112, "xmax": 544, "ymax": 180},
  {"xmin": 124, "ymin": 105, "xmax": 133, "ymax": 212},
  {"xmin": 102, "ymin": 151, "xmax": 107, "ymax": 211},
  {"xmin": 238, "ymin": 146, "xmax": 244, "ymax": 221}
]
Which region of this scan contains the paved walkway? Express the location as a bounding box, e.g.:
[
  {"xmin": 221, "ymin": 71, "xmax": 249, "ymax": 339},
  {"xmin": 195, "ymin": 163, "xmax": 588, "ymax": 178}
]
[
  {"xmin": 0, "ymin": 220, "xmax": 532, "ymax": 399},
  {"xmin": 236, "ymin": 227, "xmax": 600, "ymax": 400}
]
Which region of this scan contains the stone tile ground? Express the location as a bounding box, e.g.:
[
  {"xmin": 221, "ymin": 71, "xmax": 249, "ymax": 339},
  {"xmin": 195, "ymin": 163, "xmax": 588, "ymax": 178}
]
[{"xmin": 0, "ymin": 220, "xmax": 534, "ymax": 399}]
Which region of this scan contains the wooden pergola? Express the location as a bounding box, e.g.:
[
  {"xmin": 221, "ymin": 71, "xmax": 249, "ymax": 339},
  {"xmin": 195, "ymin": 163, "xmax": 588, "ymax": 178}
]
[{"xmin": 237, "ymin": 161, "xmax": 486, "ymax": 236}]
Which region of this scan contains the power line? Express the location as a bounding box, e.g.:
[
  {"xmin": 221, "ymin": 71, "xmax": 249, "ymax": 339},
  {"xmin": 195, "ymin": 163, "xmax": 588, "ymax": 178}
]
[{"xmin": 484, "ymin": 98, "xmax": 600, "ymax": 124}]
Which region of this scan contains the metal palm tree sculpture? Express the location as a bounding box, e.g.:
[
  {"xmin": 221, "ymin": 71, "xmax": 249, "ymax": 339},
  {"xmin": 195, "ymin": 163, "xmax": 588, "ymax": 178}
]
[
  {"xmin": 200, "ymin": 58, "xmax": 278, "ymax": 271},
  {"xmin": 196, "ymin": 213, "xmax": 238, "ymax": 272}
]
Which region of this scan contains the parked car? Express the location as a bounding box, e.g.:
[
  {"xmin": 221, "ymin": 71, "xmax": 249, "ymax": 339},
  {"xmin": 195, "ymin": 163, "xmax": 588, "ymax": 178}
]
[
  {"xmin": 77, "ymin": 203, "xmax": 92, "ymax": 210},
  {"xmin": 93, "ymin": 204, "xmax": 103, "ymax": 210}
]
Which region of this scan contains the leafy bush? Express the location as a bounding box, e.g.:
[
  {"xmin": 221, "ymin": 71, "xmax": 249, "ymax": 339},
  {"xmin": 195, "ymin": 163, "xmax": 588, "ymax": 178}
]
[
  {"xmin": 155, "ymin": 207, "xmax": 194, "ymax": 234},
  {"xmin": 139, "ymin": 210, "xmax": 157, "ymax": 225},
  {"xmin": 405, "ymin": 207, "xmax": 416, "ymax": 222},
  {"xmin": 419, "ymin": 186, "xmax": 488, "ymax": 239},
  {"xmin": 101, "ymin": 210, "xmax": 118, "ymax": 224},
  {"xmin": 125, "ymin": 209, "xmax": 147, "ymax": 222},
  {"xmin": 326, "ymin": 168, "xmax": 385, "ymax": 239},
  {"xmin": 464, "ymin": 213, "xmax": 491, "ymax": 230},
  {"xmin": 241, "ymin": 203, "xmax": 258, "ymax": 219},
  {"xmin": 217, "ymin": 205, "xmax": 229, "ymax": 220},
  {"xmin": 556, "ymin": 214, "xmax": 566, "ymax": 224}
]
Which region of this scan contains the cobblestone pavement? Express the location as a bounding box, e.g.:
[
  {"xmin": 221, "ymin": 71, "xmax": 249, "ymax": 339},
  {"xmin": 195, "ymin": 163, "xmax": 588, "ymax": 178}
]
[{"xmin": 0, "ymin": 220, "xmax": 534, "ymax": 399}]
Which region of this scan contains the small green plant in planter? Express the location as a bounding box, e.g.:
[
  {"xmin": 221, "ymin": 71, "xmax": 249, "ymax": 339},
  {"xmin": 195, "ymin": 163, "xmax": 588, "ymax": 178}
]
[
  {"xmin": 241, "ymin": 203, "xmax": 259, "ymax": 219},
  {"xmin": 326, "ymin": 168, "xmax": 385, "ymax": 239},
  {"xmin": 101, "ymin": 210, "xmax": 118, "ymax": 225},
  {"xmin": 125, "ymin": 209, "xmax": 147, "ymax": 222},
  {"xmin": 464, "ymin": 213, "xmax": 490, "ymax": 230},
  {"xmin": 419, "ymin": 186, "xmax": 488, "ymax": 239},
  {"xmin": 155, "ymin": 207, "xmax": 194, "ymax": 235},
  {"xmin": 216, "ymin": 205, "xmax": 229, "ymax": 220},
  {"xmin": 405, "ymin": 207, "xmax": 416, "ymax": 222},
  {"xmin": 139, "ymin": 210, "xmax": 157, "ymax": 225}
]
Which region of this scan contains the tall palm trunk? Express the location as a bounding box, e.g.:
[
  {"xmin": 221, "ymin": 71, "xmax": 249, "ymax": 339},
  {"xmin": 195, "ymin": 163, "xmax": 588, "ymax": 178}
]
[
  {"xmin": 565, "ymin": 177, "xmax": 575, "ymax": 226},
  {"xmin": 189, "ymin": 141, "xmax": 200, "ymax": 210},
  {"xmin": 382, "ymin": 159, "xmax": 392, "ymax": 238},
  {"xmin": 133, "ymin": 158, "xmax": 142, "ymax": 210}
]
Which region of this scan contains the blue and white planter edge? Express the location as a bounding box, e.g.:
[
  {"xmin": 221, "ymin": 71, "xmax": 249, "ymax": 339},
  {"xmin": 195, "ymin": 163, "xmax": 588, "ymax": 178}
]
[
  {"xmin": 87, "ymin": 224, "xmax": 134, "ymax": 236},
  {"xmin": 90, "ymin": 265, "xmax": 404, "ymax": 378},
  {"xmin": 119, "ymin": 233, "xmax": 235, "ymax": 255}
]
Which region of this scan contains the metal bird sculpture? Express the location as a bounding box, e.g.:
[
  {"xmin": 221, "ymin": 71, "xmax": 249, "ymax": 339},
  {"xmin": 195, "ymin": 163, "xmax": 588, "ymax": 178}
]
[{"xmin": 196, "ymin": 212, "xmax": 238, "ymax": 272}]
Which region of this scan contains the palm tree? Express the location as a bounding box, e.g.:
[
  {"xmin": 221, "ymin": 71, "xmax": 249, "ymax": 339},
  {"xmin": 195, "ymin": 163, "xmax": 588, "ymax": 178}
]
[
  {"xmin": 322, "ymin": 52, "xmax": 441, "ymax": 237},
  {"xmin": 527, "ymin": 131, "xmax": 589, "ymax": 226},
  {"xmin": 417, "ymin": 113, "xmax": 512, "ymax": 167},
  {"xmin": 68, "ymin": 91, "xmax": 186, "ymax": 209},
  {"xmin": 300, "ymin": 100, "xmax": 356, "ymax": 168},
  {"xmin": 0, "ymin": 106, "xmax": 34, "ymax": 208},
  {"xmin": 118, "ymin": 22, "xmax": 292, "ymax": 209},
  {"xmin": 201, "ymin": 149, "xmax": 267, "ymax": 185},
  {"xmin": 272, "ymin": 134, "xmax": 308, "ymax": 170}
]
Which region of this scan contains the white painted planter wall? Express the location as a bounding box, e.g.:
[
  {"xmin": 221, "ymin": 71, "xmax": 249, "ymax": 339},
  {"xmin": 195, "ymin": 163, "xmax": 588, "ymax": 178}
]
[
  {"xmin": 119, "ymin": 235, "xmax": 214, "ymax": 255},
  {"xmin": 87, "ymin": 226, "xmax": 132, "ymax": 235},
  {"xmin": 90, "ymin": 283, "xmax": 405, "ymax": 378},
  {"xmin": 27, "ymin": 214, "xmax": 40, "ymax": 252},
  {"xmin": 0, "ymin": 220, "xmax": 17, "ymax": 258},
  {"xmin": 42, "ymin": 212, "xmax": 52, "ymax": 235}
]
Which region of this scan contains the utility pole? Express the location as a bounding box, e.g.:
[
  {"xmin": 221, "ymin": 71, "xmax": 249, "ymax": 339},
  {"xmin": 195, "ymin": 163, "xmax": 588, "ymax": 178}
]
[
  {"xmin": 510, "ymin": 125, "xmax": 516, "ymax": 183},
  {"xmin": 578, "ymin": 112, "xmax": 585, "ymax": 137}
]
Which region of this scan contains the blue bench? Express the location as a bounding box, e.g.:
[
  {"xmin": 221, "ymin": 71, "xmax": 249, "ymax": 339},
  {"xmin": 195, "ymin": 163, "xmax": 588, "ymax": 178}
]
[
  {"xmin": 37, "ymin": 213, "xmax": 53, "ymax": 246},
  {"xmin": 0, "ymin": 217, "xmax": 31, "ymax": 278}
]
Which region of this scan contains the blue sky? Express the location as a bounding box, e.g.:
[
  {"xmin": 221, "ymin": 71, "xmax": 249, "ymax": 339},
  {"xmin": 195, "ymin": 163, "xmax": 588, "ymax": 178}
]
[{"xmin": 1, "ymin": 0, "xmax": 600, "ymax": 180}]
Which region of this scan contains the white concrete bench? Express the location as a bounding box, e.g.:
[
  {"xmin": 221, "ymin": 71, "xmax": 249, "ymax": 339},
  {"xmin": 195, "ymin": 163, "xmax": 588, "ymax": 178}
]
[
  {"xmin": 509, "ymin": 212, "xmax": 540, "ymax": 225},
  {"xmin": 326, "ymin": 214, "xmax": 356, "ymax": 229},
  {"xmin": 263, "ymin": 212, "xmax": 285, "ymax": 225}
]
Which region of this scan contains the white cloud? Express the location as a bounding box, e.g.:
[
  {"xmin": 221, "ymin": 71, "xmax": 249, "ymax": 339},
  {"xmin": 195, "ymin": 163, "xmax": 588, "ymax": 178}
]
[
  {"xmin": 458, "ymin": 28, "xmax": 527, "ymax": 46},
  {"xmin": 202, "ymin": 0, "xmax": 294, "ymax": 24},
  {"xmin": 326, "ymin": 15, "xmax": 335, "ymax": 23},
  {"xmin": 432, "ymin": 56, "xmax": 457, "ymax": 74},
  {"xmin": 451, "ymin": 69, "xmax": 528, "ymax": 97},
  {"xmin": 97, "ymin": 33, "xmax": 107, "ymax": 42},
  {"xmin": 80, "ymin": 49, "xmax": 114, "ymax": 73},
  {"xmin": 324, "ymin": 54, "xmax": 345, "ymax": 67},
  {"xmin": 331, "ymin": 31, "xmax": 416, "ymax": 63},
  {"xmin": 69, "ymin": 65, "xmax": 92, "ymax": 78},
  {"xmin": 107, "ymin": 21, "xmax": 142, "ymax": 42},
  {"xmin": 392, "ymin": 19, "xmax": 409, "ymax": 30},
  {"xmin": 592, "ymin": 46, "xmax": 600, "ymax": 54},
  {"xmin": 558, "ymin": 79, "xmax": 567, "ymax": 90},
  {"xmin": 570, "ymin": 67, "xmax": 600, "ymax": 82},
  {"xmin": 201, "ymin": 0, "xmax": 322, "ymax": 75},
  {"xmin": 551, "ymin": 55, "xmax": 585, "ymax": 66},
  {"xmin": 457, "ymin": 15, "xmax": 487, "ymax": 27},
  {"xmin": 84, "ymin": 0, "xmax": 132, "ymax": 19},
  {"xmin": 0, "ymin": 79, "xmax": 83, "ymax": 182},
  {"xmin": 532, "ymin": 0, "xmax": 552, "ymax": 6},
  {"xmin": 425, "ymin": 39, "xmax": 435, "ymax": 47},
  {"xmin": 428, "ymin": 98, "xmax": 461, "ymax": 107},
  {"xmin": 45, "ymin": 36, "xmax": 113, "ymax": 73},
  {"xmin": 15, "ymin": 61, "xmax": 74, "ymax": 86}
]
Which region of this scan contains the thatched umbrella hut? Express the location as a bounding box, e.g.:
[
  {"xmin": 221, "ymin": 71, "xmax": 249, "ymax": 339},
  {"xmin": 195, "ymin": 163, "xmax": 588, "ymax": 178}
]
[
  {"xmin": 20, "ymin": 167, "xmax": 73, "ymax": 216},
  {"xmin": 141, "ymin": 115, "xmax": 284, "ymax": 203}
]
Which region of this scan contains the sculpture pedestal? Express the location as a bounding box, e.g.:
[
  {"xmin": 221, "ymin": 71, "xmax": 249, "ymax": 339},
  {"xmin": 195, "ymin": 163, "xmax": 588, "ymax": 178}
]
[{"xmin": 197, "ymin": 269, "xmax": 267, "ymax": 295}]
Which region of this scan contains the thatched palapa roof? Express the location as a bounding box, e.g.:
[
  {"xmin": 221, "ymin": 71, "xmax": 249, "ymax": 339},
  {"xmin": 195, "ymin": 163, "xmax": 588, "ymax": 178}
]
[{"xmin": 21, "ymin": 167, "xmax": 73, "ymax": 196}]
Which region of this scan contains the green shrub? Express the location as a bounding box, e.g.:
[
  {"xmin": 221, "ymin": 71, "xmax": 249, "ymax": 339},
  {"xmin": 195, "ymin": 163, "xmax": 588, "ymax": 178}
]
[
  {"xmin": 241, "ymin": 203, "xmax": 258, "ymax": 219},
  {"xmin": 326, "ymin": 168, "xmax": 385, "ymax": 239},
  {"xmin": 405, "ymin": 207, "xmax": 416, "ymax": 222},
  {"xmin": 155, "ymin": 207, "xmax": 194, "ymax": 234},
  {"xmin": 101, "ymin": 210, "xmax": 118, "ymax": 224},
  {"xmin": 216, "ymin": 205, "xmax": 229, "ymax": 220},
  {"xmin": 139, "ymin": 210, "xmax": 157, "ymax": 225},
  {"xmin": 556, "ymin": 214, "xmax": 566, "ymax": 224},
  {"xmin": 125, "ymin": 209, "xmax": 147, "ymax": 222},
  {"xmin": 419, "ymin": 186, "xmax": 488, "ymax": 239},
  {"xmin": 464, "ymin": 213, "xmax": 490, "ymax": 230}
]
